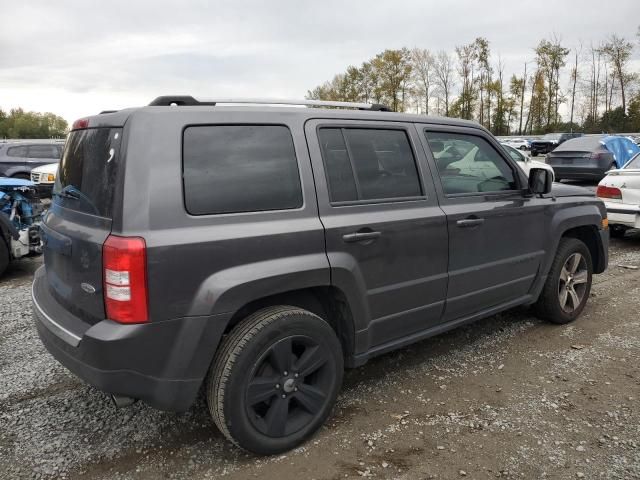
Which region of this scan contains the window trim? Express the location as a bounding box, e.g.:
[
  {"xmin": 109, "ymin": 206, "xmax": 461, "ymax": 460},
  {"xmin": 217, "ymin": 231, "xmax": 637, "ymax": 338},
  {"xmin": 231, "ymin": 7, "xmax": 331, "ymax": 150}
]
[
  {"xmin": 181, "ymin": 123, "xmax": 305, "ymax": 217},
  {"xmin": 316, "ymin": 124, "xmax": 426, "ymax": 206},
  {"xmin": 422, "ymin": 127, "xmax": 525, "ymax": 199}
]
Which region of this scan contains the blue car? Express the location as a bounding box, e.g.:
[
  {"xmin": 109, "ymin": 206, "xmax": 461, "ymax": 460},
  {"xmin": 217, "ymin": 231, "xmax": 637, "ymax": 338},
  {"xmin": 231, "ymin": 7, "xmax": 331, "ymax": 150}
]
[{"xmin": 0, "ymin": 177, "xmax": 44, "ymax": 276}]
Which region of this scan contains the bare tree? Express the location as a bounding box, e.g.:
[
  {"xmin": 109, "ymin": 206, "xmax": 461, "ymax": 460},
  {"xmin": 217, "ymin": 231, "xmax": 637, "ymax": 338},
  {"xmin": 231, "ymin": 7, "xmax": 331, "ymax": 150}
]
[
  {"xmin": 518, "ymin": 62, "xmax": 528, "ymax": 135},
  {"xmin": 434, "ymin": 50, "xmax": 455, "ymax": 116},
  {"xmin": 569, "ymin": 44, "xmax": 581, "ymax": 130},
  {"xmin": 410, "ymin": 48, "xmax": 434, "ymax": 115},
  {"xmin": 601, "ymin": 34, "xmax": 634, "ymax": 115},
  {"xmin": 455, "ymin": 43, "xmax": 476, "ymax": 119}
]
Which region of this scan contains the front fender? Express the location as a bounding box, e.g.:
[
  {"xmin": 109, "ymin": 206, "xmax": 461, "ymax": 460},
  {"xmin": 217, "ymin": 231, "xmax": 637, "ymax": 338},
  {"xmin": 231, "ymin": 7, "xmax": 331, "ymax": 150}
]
[
  {"xmin": 538, "ymin": 202, "xmax": 606, "ymax": 283},
  {"xmin": 188, "ymin": 253, "xmax": 331, "ymax": 317}
]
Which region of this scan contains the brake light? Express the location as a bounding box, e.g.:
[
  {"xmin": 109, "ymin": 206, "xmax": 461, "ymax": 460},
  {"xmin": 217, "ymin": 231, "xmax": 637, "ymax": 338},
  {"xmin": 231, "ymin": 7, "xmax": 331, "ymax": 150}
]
[
  {"xmin": 596, "ymin": 185, "xmax": 622, "ymax": 200},
  {"xmin": 103, "ymin": 235, "xmax": 148, "ymax": 323},
  {"xmin": 72, "ymin": 118, "xmax": 89, "ymax": 130},
  {"xmin": 591, "ymin": 152, "xmax": 608, "ymax": 161}
]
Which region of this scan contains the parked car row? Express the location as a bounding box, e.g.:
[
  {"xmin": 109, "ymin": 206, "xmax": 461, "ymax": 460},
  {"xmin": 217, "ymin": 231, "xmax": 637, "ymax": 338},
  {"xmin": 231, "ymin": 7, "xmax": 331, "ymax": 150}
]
[
  {"xmin": 546, "ymin": 135, "xmax": 640, "ymax": 182},
  {"xmin": 530, "ymin": 132, "xmax": 584, "ymax": 156}
]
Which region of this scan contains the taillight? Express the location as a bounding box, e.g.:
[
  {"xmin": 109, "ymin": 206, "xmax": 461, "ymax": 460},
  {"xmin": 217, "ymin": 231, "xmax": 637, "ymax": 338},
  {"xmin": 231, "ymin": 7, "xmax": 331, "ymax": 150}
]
[
  {"xmin": 103, "ymin": 235, "xmax": 148, "ymax": 323},
  {"xmin": 72, "ymin": 118, "xmax": 89, "ymax": 130},
  {"xmin": 591, "ymin": 152, "xmax": 608, "ymax": 161},
  {"xmin": 596, "ymin": 185, "xmax": 622, "ymax": 200}
]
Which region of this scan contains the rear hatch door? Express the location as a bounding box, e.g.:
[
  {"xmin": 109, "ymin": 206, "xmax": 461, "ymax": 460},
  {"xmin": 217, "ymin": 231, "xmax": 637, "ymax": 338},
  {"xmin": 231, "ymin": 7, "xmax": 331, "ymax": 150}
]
[{"xmin": 42, "ymin": 127, "xmax": 122, "ymax": 324}]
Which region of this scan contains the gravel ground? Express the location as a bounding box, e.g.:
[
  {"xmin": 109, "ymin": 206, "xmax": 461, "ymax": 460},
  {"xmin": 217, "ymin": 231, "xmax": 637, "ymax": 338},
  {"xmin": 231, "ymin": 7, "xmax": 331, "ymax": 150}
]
[{"xmin": 1, "ymin": 232, "xmax": 639, "ymax": 480}]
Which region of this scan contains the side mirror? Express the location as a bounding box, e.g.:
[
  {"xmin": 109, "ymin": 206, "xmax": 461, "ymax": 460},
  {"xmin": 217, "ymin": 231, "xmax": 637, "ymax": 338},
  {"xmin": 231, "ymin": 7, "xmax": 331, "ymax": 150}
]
[{"xmin": 528, "ymin": 168, "xmax": 553, "ymax": 195}]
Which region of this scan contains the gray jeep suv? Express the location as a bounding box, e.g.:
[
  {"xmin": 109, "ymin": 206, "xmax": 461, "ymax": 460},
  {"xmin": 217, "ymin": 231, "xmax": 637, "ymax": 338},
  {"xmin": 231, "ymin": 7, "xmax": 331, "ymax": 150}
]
[{"xmin": 32, "ymin": 97, "xmax": 609, "ymax": 454}]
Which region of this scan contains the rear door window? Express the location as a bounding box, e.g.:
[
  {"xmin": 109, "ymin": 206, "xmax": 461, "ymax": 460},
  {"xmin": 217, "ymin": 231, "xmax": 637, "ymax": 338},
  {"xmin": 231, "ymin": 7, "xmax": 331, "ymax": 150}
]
[
  {"xmin": 54, "ymin": 128, "xmax": 122, "ymax": 217},
  {"xmin": 183, "ymin": 125, "xmax": 303, "ymax": 215},
  {"xmin": 318, "ymin": 127, "xmax": 422, "ymax": 203},
  {"xmin": 28, "ymin": 144, "xmax": 60, "ymax": 159}
]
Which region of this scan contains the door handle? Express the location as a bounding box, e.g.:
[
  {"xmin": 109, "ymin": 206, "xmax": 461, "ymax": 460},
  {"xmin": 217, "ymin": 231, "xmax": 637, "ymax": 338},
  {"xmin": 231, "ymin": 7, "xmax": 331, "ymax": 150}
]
[
  {"xmin": 342, "ymin": 230, "xmax": 382, "ymax": 243},
  {"xmin": 456, "ymin": 218, "xmax": 485, "ymax": 228}
]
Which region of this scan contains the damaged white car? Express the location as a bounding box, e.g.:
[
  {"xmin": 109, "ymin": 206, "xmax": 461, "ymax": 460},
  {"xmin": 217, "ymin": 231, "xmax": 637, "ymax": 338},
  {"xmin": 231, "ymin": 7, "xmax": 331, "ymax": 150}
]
[{"xmin": 597, "ymin": 152, "xmax": 640, "ymax": 238}]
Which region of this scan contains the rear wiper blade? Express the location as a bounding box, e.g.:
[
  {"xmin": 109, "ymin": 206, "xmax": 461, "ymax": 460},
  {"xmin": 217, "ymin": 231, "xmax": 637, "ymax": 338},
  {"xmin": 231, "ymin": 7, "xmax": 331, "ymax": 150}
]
[{"xmin": 54, "ymin": 190, "xmax": 80, "ymax": 200}]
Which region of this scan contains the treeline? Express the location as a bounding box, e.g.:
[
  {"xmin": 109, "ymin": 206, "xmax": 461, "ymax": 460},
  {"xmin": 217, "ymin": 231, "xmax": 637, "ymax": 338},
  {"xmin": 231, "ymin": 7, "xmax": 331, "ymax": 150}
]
[
  {"xmin": 0, "ymin": 108, "xmax": 68, "ymax": 139},
  {"xmin": 307, "ymin": 32, "xmax": 640, "ymax": 135}
]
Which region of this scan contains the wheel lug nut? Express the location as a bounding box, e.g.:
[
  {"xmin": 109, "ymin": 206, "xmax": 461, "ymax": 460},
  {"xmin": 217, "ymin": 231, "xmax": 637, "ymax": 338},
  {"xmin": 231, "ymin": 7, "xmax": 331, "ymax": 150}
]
[
  {"xmin": 294, "ymin": 373, "xmax": 299, "ymax": 378},
  {"xmin": 283, "ymin": 371, "xmax": 288, "ymax": 376},
  {"xmin": 275, "ymin": 384, "xmax": 280, "ymax": 389},
  {"xmin": 281, "ymin": 394, "xmax": 286, "ymax": 399},
  {"xmin": 294, "ymin": 387, "xmax": 298, "ymax": 392}
]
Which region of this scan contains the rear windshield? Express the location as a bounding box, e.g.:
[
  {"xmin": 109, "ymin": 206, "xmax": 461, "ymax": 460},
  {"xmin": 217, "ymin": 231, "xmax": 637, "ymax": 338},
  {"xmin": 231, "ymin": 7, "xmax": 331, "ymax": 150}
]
[
  {"xmin": 625, "ymin": 153, "xmax": 640, "ymax": 169},
  {"xmin": 53, "ymin": 128, "xmax": 122, "ymax": 217},
  {"xmin": 554, "ymin": 136, "xmax": 604, "ymax": 152}
]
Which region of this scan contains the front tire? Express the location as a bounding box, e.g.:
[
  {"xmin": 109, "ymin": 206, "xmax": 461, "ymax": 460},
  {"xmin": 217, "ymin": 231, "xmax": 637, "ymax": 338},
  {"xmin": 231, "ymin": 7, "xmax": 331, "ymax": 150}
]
[
  {"xmin": 534, "ymin": 238, "xmax": 593, "ymax": 324},
  {"xmin": 207, "ymin": 306, "xmax": 343, "ymax": 454}
]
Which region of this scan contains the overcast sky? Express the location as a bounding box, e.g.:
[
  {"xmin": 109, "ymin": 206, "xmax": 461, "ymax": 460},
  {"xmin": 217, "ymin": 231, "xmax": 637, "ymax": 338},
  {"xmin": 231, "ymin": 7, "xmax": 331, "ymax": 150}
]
[{"xmin": 1, "ymin": 0, "xmax": 638, "ymax": 123}]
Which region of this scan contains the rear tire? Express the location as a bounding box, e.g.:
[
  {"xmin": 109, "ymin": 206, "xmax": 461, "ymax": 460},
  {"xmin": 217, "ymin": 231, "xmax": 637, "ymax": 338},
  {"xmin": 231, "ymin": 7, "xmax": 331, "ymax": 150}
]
[
  {"xmin": 532, "ymin": 151, "xmax": 538, "ymax": 157},
  {"xmin": 534, "ymin": 238, "xmax": 593, "ymax": 324},
  {"xmin": 207, "ymin": 306, "xmax": 343, "ymax": 454},
  {"xmin": 0, "ymin": 238, "xmax": 9, "ymax": 277}
]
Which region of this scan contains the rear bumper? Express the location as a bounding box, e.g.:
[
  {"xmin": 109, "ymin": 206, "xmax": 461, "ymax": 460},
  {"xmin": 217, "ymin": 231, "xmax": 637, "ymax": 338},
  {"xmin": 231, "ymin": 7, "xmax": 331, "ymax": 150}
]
[
  {"xmin": 32, "ymin": 267, "xmax": 229, "ymax": 411},
  {"xmin": 550, "ymin": 165, "xmax": 609, "ymax": 180},
  {"xmin": 547, "ymin": 156, "xmax": 613, "ymax": 180},
  {"xmin": 605, "ymin": 202, "xmax": 640, "ymax": 229}
]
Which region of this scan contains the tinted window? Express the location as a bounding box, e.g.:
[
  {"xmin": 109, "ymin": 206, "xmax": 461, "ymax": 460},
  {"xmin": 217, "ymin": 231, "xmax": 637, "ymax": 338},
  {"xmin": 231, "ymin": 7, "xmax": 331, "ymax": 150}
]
[
  {"xmin": 54, "ymin": 128, "xmax": 122, "ymax": 217},
  {"xmin": 425, "ymin": 131, "xmax": 518, "ymax": 195},
  {"xmin": 28, "ymin": 144, "xmax": 60, "ymax": 159},
  {"xmin": 183, "ymin": 125, "xmax": 302, "ymax": 215},
  {"xmin": 318, "ymin": 128, "xmax": 422, "ymax": 202},
  {"xmin": 6, "ymin": 146, "xmax": 27, "ymax": 157}
]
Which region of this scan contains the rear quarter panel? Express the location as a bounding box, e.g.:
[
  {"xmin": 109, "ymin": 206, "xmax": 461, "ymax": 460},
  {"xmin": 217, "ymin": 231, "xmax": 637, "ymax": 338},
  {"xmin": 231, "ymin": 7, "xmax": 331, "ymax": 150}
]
[
  {"xmin": 599, "ymin": 171, "xmax": 640, "ymax": 206},
  {"xmin": 118, "ymin": 109, "xmax": 330, "ymax": 322}
]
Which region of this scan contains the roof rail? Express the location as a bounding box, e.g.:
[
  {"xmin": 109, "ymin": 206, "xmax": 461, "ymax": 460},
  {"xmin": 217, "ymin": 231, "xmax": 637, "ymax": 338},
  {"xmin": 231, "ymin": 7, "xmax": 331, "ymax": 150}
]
[{"xmin": 148, "ymin": 96, "xmax": 391, "ymax": 111}]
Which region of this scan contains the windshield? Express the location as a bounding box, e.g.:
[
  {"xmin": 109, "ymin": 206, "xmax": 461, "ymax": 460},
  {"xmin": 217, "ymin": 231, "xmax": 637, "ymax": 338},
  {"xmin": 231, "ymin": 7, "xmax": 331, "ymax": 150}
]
[
  {"xmin": 625, "ymin": 152, "xmax": 640, "ymax": 169},
  {"xmin": 53, "ymin": 128, "xmax": 122, "ymax": 217},
  {"xmin": 542, "ymin": 133, "xmax": 561, "ymax": 141}
]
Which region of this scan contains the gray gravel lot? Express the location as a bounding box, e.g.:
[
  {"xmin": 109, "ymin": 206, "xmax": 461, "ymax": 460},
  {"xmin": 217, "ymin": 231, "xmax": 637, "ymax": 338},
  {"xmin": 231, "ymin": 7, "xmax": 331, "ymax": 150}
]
[{"xmin": 1, "ymin": 232, "xmax": 639, "ymax": 480}]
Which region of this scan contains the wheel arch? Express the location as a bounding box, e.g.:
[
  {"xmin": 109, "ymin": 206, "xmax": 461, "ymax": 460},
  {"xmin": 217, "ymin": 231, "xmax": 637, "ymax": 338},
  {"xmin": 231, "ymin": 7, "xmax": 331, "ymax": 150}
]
[{"xmin": 224, "ymin": 286, "xmax": 357, "ymax": 363}]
